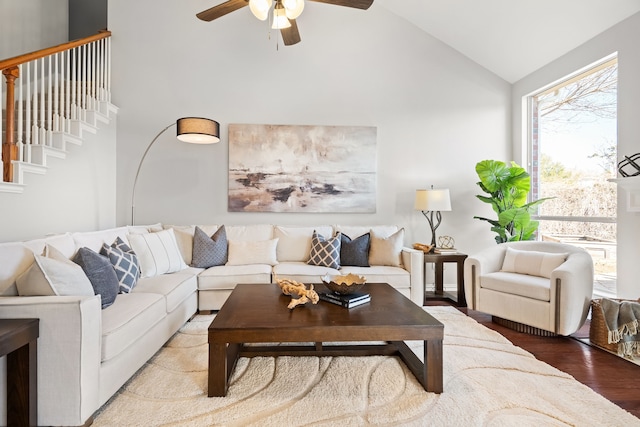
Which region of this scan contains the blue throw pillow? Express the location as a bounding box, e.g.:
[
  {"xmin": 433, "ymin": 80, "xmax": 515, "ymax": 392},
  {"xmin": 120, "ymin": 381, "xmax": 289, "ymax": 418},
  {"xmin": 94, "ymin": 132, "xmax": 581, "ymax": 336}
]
[
  {"xmin": 340, "ymin": 233, "xmax": 370, "ymax": 267},
  {"xmin": 191, "ymin": 225, "xmax": 228, "ymax": 268},
  {"xmin": 73, "ymin": 247, "xmax": 119, "ymax": 309}
]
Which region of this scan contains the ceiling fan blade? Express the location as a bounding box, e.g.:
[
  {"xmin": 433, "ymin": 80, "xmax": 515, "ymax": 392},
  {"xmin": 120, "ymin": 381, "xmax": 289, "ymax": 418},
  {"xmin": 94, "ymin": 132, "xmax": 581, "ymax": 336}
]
[
  {"xmin": 308, "ymin": 0, "xmax": 374, "ymax": 10},
  {"xmin": 281, "ymin": 19, "xmax": 302, "ymax": 46},
  {"xmin": 196, "ymin": 0, "xmax": 249, "ymax": 21}
]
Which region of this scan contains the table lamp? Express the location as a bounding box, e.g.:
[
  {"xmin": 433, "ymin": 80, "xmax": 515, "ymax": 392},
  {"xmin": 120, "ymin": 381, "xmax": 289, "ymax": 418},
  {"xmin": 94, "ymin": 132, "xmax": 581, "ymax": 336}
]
[{"xmin": 414, "ymin": 187, "xmax": 452, "ymax": 250}]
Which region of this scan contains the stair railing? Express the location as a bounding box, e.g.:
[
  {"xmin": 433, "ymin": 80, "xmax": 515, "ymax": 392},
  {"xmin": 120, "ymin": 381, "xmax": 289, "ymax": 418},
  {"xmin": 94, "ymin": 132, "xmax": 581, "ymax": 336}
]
[{"xmin": 1, "ymin": 30, "xmax": 112, "ymax": 183}]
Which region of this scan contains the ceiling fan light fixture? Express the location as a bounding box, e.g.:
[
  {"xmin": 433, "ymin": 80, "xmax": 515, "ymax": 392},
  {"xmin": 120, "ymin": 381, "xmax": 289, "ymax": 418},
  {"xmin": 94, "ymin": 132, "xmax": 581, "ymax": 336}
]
[
  {"xmin": 249, "ymin": 0, "xmax": 273, "ymax": 21},
  {"xmin": 272, "ymin": 3, "xmax": 292, "ymax": 29},
  {"xmin": 283, "ymin": 0, "xmax": 304, "ymax": 19}
]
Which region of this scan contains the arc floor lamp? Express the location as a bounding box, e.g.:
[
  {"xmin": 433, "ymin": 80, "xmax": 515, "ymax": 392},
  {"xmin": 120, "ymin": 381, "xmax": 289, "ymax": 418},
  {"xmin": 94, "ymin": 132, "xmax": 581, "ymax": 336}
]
[{"xmin": 131, "ymin": 117, "xmax": 220, "ymax": 225}]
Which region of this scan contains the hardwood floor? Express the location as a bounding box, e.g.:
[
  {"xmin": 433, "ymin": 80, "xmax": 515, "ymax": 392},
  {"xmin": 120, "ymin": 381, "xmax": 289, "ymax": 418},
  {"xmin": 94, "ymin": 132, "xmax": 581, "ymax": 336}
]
[{"xmin": 456, "ymin": 307, "xmax": 640, "ymax": 419}]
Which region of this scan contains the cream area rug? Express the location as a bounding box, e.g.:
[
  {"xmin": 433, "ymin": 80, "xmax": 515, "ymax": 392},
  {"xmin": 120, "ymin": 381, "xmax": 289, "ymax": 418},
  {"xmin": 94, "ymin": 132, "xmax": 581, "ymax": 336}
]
[{"xmin": 93, "ymin": 307, "xmax": 639, "ymax": 426}]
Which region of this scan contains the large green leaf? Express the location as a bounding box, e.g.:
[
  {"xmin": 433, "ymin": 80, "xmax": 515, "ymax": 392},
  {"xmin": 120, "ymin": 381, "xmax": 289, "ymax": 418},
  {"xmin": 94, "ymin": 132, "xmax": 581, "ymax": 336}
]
[{"xmin": 475, "ymin": 160, "xmax": 511, "ymax": 193}]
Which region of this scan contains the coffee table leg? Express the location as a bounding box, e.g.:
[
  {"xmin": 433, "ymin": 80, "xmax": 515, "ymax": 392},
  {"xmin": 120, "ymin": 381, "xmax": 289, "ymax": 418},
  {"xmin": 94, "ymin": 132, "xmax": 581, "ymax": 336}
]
[
  {"xmin": 424, "ymin": 339, "xmax": 443, "ymax": 393},
  {"xmin": 208, "ymin": 342, "xmax": 228, "ymax": 397}
]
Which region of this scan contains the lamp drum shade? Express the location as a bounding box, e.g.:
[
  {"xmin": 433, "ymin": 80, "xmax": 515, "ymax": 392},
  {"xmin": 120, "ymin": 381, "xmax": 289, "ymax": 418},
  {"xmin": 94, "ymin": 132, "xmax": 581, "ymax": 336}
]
[
  {"xmin": 415, "ymin": 189, "xmax": 452, "ymax": 211},
  {"xmin": 176, "ymin": 117, "xmax": 220, "ymax": 144}
]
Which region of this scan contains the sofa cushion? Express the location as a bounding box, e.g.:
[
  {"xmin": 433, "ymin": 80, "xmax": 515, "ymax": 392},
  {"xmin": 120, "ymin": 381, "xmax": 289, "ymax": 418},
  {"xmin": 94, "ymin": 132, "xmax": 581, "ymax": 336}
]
[
  {"xmin": 227, "ymin": 238, "xmax": 279, "ymax": 266},
  {"xmin": 334, "ymin": 225, "xmax": 398, "ymax": 240},
  {"xmin": 127, "ymin": 229, "xmax": 187, "ymax": 277},
  {"xmin": 308, "ymin": 231, "xmax": 341, "ymax": 269},
  {"xmin": 132, "ymin": 269, "xmax": 198, "ymax": 313},
  {"xmin": 72, "ymin": 227, "xmax": 132, "ymax": 254},
  {"xmin": 369, "ymin": 228, "xmax": 404, "ymax": 267},
  {"xmin": 100, "ymin": 292, "xmax": 166, "ymax": 362},
  {"xmin": 340, "ymin": 232, "xmax": 370, "ymax": 267},
  {"xmin": 16, "ymin": 245, "xmax": 94, "ymax": 297},
  {"xmin": 0, "ymin": 242, "xmax": 34, "ymax": 296},
  {"xmin": 274, "ymin": 261, "xmax": 341, "ymax": 281},
  {"xmin": 163, "ymin": 224, "xmax": 220, "ymax": 265},
  {"xmin": 191, "ymin": 225, "xmax": 228, "ymax": 268},
  {"xmin": 501, "ymin": 247, "xmax": 568, "ymax": 279},
  {"xmin": 73, "ymin": 247, "xmax": 119, "ymax": 309},
  {"xmin": 198, "ymin": 264, "xmax": 272, "ymax": 290},
  {"xmin": 23, "ymin": 233, "xmax": 76, "ymax": 259},
  {"xmin": 226, "ymin": 224, "xmax": 274, "ymax": 241},
  {"xmin": 100, "ymin": 238, "xmax": 140, "ymax": 293},
  {"xmin": 481, "ymin": 271, "xmax": 550, "ymax": 301},
  {"xmin": 274, "ymin": 225, "xmax": 333, "ymax": 262}
]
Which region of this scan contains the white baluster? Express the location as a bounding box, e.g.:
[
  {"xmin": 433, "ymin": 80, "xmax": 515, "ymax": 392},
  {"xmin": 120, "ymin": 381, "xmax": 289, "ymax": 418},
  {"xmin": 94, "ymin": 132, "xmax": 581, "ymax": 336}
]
[
  {"xmin": 40, "ymin": 57, "xmax": 45, "ymax": 145},
  {"xmin": 32, "ymin": 59, "xmax": 38, "ymax": 146},
  {"xmin": 17, "ymin": 64, "xmax": 24, "ymax": 162},
  {"xmin": 25, "ymin": 61, "xmax": 31, "ymax": 156}
]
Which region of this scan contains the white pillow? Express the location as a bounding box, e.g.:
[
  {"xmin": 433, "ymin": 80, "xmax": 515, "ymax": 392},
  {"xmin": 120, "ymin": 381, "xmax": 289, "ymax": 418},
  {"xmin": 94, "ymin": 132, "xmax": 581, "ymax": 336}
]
[
  {"xmin": 16, "ymin": 245, "xmax": 94, "ymax": 296},
  {"xmin": 274, "ymin": 225, "xmax": 333, "ymax": 262},
  {"xmin": 501, "ymin": 247, "xmax": 568, "ymax": 278},
  {"xmin": 369, "ymin": 228, "xmax": 404, "ymax": 267},
  {"xmin": 226, "ymin": 238, "xmax": 279, "ymax": 266},
  {"xmin": 127, "ymin": 228, "xmax": 188, "ymax": 278}
]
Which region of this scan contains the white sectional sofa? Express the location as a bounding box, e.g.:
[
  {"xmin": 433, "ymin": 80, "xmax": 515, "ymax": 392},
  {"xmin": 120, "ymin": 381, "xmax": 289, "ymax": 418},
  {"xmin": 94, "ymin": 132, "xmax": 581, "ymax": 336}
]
[{"xmin": 0, "ymin": 223, "xmax": 423, "ymax": 426}]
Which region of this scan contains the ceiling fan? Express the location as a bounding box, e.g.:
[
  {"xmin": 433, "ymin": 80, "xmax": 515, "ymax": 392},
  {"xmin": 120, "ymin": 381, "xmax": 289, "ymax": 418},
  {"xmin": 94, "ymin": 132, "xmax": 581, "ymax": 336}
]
[{"xmin": 196, "ymin": 0, "xmax": 374, "ymax": 46}]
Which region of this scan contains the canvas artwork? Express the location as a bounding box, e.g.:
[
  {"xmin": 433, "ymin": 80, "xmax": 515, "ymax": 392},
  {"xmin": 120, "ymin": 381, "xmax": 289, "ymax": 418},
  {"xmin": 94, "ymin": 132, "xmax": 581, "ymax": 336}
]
[{"xmin": 228, "ymin": 124, "xmax": 377, "ymax": 213}]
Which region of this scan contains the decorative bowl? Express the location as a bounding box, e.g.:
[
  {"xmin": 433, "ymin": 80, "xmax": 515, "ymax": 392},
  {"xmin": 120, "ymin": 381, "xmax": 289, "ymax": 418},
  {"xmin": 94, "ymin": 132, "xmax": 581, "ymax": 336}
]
[{"xmin": 321, "ymin": 273, "xmax": 367, "ymax": 295}]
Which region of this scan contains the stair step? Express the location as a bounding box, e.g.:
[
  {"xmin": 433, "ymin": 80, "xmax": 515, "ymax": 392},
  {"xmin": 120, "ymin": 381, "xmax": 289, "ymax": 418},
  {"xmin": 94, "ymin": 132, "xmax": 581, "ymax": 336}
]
[{"xmin": 0, "ymin": 181, "xmax": 25, "ymax": 194}]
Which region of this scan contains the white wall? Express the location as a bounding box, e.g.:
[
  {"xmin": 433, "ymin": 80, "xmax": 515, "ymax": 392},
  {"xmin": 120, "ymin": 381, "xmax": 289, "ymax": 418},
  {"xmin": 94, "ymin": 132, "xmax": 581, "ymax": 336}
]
[
  {"xmin": 0, "ymin": 0, "xmax": 68, "ymax": 59},
  {"xmin": 108, "ymin": 0, "xmax": 511, "ymax": 258},
  {"xmin": 512, "ymin": 12, "xmax": 640, "ymax": 298},
  {"xmin": 0, "ymin": 120, "xmax": 118, "ymax": 242}
]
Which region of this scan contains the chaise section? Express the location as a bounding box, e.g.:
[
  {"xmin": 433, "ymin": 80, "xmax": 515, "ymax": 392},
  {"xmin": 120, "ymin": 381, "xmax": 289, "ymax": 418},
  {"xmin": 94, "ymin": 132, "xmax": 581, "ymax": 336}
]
[{"xmin": 0, "ymin": 295, "xmax": 102, "ymax": 427}]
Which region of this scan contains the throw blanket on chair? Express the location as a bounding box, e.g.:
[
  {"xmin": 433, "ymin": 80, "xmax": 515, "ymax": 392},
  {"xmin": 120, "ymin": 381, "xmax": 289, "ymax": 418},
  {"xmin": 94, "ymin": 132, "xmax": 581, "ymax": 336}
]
[{"xmin": 600, "ymin": 298, "xmax": 640, "ymax": 359}]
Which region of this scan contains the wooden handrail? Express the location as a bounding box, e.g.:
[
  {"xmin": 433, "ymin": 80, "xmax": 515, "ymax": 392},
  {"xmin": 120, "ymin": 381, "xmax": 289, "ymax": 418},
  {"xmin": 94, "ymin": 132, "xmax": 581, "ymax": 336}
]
[
  {"xmin": 0, "ymin": 30, "xmax": 111, "ymax": 71},
  {"xmin": 2, "ymin": 30, "xmax": 112, "ymax": 183}
]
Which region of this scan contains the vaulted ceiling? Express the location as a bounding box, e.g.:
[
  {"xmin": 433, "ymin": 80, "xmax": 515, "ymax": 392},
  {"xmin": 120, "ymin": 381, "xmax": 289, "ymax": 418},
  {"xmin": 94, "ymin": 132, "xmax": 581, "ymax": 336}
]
[{"xmin": 377, "ymin": 0, "xmax": 640, "ymax": 83}]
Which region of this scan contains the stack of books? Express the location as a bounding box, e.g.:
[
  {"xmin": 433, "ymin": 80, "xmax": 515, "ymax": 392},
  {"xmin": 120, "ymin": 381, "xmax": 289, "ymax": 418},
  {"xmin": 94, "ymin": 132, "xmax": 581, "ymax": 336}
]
[
  {"xmin": 318, "ymin": 291, "xmax": 371, "ymax": 308},
  {"xmin": 434, "ymin": 247, "xmax": 458, "ymax": 254}
]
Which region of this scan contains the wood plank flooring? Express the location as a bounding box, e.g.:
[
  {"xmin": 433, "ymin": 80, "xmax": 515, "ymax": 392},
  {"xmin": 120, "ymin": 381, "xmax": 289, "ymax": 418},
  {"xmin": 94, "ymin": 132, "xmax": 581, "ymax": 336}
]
[{"xmin": 458, "ymin": 307, "xmax": 640, "ymax": 419}]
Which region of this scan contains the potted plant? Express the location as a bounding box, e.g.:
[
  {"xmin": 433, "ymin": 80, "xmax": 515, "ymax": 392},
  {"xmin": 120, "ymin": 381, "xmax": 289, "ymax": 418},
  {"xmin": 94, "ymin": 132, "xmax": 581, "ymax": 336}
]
[{"xmin": 474, "ymin": 159, "xmax": 550, "ymax": 243}]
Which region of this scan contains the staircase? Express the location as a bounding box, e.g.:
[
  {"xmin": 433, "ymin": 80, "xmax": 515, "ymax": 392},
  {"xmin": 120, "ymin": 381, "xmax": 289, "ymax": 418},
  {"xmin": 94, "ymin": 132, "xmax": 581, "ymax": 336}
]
[{"xmin": 1, "ymin": 31, "xmax": 117, "ymax": 194}]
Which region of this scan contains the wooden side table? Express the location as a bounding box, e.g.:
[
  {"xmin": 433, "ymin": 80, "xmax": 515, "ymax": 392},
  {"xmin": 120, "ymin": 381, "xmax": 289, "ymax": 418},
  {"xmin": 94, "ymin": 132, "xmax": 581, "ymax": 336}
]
[
  {"xmin": 423, "ymin": 252, "xmax": 468, "ymax": 307},
  {"xmin": 0, "ymin": 318, "xmax": 39, "ymax": 427}
]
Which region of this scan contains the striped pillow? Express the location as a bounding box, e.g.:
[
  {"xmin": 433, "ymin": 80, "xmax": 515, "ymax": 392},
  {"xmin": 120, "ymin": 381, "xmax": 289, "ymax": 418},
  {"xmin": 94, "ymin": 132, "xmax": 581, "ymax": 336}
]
[{"xmin": 127, "ymin": 229, "xmax": 187, "ymax": 278}]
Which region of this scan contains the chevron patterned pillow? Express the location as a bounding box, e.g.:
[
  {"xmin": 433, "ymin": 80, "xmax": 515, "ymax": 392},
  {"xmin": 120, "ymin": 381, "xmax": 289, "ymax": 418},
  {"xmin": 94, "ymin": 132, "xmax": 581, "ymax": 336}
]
[
  {"xmin": 100, "ymin": 237, "xmax": 140, "ymax": 293},
  {"xmin": 307, "ymin": 231, "xmax": 341, "ymax": 269}
]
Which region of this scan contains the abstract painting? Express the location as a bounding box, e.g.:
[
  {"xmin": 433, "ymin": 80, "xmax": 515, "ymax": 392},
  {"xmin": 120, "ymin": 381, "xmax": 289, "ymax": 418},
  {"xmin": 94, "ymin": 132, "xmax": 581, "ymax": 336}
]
[{"xmin": 228, "ymin": 124, "xmax": 377, "ymax": 212}]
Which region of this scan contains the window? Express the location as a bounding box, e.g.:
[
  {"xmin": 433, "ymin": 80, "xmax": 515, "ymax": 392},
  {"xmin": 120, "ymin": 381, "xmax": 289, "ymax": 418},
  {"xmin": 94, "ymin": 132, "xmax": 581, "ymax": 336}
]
[{"xmin": 527, "ymin": 56, "xmax": 617, "ymax": 297}]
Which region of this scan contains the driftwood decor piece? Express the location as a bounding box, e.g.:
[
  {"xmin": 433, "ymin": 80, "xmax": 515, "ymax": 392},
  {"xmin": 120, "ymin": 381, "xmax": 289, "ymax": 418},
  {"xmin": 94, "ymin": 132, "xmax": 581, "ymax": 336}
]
[{"xmin": 275, "ymin": 277, "xmax": 319, "ymax": 309}]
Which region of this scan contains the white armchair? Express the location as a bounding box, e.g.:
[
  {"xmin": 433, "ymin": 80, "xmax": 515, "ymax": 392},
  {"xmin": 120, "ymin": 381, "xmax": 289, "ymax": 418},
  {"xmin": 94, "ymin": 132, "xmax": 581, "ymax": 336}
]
[{"xmin": 464, "ymin": 241, "xmax": 594, "ymax": 336}]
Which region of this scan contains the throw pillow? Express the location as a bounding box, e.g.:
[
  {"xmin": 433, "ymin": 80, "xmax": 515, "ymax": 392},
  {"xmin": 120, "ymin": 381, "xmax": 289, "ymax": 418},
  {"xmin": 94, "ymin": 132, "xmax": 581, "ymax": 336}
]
[
  {"xmin": 127, "ymin": 229, "xmax": 188, "ymax": 278},
  {"xmin": 501, "ymin": 247, "xmax": 568, "ymax": 278},
  {"xmin": 226, "ymin": 238, "xmax": 279, "ymax": 266},
  {"xmin": 16, "ymin": 245, "xmax": 94, "ymax": 297},
  {"xmin": 191, "ymin": 225, "xmax": 228, "ymax": 268},
  {"xmin": 100, "ymin": 237, "xmax": 140, "ymax": 293},
  {"xmin": 73, "ymin": 247, "xmax": 119, "ymax": 309},
  {"xmin": 340, "ymin": 232, "xmax": 370, "ymax": 267},
  {"xmin": 369, "ymin": 228, "xmax": 404, "ymax": 267},
  {"xmin": 308, "ymin": 231, "xmax": 341, "ymax": 269}
]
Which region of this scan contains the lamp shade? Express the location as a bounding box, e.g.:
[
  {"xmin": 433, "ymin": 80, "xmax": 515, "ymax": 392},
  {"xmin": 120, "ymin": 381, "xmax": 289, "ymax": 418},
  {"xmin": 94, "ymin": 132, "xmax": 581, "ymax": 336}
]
[
  {"xmin": 272, "ymin": 2, "xmax": 292, "ymax": 29},
  {"xmin": 414, "ymin": 188, "xmax": 452, "ymax": 211},
  {"xmin": 176, "ymin": 117, "xmax": 220, "ymax": 144},
  {"xmin": 249, "ymin": 0, "xmax": 272, "ymax": 21}
]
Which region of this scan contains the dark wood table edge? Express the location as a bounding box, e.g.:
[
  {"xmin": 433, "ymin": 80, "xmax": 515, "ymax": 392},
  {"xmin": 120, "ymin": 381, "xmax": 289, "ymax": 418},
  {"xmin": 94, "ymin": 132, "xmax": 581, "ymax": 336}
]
[
  {"xmin": 208, "ymin": 339, "xmax": 443, "ymax": 397},
  {"xmin": 0, "ymin": 318, "xmax": 39, "ymax": 427}
]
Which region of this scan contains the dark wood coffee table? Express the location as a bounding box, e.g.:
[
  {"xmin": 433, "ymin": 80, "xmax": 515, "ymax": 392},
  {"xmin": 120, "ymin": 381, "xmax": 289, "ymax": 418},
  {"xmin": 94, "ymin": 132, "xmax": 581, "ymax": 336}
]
[{"xmin": 208, "ymin": 283, "xmax": 443, "ymax": 397}]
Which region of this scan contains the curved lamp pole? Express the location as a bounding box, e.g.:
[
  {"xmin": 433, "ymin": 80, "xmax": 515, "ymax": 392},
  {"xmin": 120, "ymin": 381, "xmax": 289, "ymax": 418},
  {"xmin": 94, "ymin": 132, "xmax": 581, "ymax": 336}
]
[{"xmin": 131, "ymin": 117, "xmax": 220, "ymax": 225}]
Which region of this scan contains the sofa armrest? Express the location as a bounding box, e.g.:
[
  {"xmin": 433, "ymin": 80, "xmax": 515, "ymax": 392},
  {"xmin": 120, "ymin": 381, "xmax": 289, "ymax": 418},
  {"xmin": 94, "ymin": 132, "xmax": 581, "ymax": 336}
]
[
  {"xmin": 402, "ymin": 247, "xmax": 424, "ymax": 306},
  {"xmin": 0, "ymin": 295, "xmax": 102, "ymax": 426},
  {"xmin": 551, "ymin": 251, "xmax": 594, "ymax": 335},
  {"xmin": 463, "ymin": 245, "xmax": 507, "ymax": 309}
]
